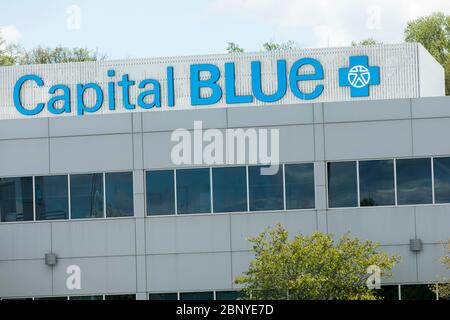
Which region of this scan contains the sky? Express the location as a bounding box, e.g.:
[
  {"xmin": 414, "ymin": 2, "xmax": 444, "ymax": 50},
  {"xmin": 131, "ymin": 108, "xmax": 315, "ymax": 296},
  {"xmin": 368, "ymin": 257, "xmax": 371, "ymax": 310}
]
[{"xmin": 0, "ymin": 0, "xmax": 449, "ymax": 60}]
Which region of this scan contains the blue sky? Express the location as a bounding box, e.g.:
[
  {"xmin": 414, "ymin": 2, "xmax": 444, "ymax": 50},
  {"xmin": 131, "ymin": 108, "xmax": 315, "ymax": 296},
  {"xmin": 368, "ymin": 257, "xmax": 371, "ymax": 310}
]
[{"xmin": 0, "ymin": 0, "xmax": 449, "ymax": 60}]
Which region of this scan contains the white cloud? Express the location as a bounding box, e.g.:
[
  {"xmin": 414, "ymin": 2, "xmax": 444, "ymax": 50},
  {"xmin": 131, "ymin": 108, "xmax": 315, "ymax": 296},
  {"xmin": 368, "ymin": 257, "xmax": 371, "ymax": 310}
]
[
  {"xmin": 206, "ymin": 0, "xmax": 450, "ymax": 47},
  {"xmin": 0, "ymin": 25, "xmax": 21, "ymax": 45}
]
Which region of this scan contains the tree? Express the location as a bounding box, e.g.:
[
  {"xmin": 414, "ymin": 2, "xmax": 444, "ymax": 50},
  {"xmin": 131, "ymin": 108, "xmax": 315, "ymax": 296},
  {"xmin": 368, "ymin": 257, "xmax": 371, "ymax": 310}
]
[
  {"xmin": 235, "ymin": 224, "xmax": 400, "ymax": 300},
  {"xmin": 404, "ymin": 12, "xmax": 450, "ymax": 95},
  {"xmin": 0, "ymin": 35, "xmax": 15, "ymax": 66},
  {"xmin": 351, "ymin": 38, "xmax": 382, "ymax": 46},
  {"xmin": 227, "ymin": 42, "xmax": 244, "ymax": 53},
  {"xmin": 262, "ymin": 40, "xmax": 297, "ymax": 51},
  {"xmin": 9, "ymin": 45, "xmax": 106, "ymax": 65},
  {"xmin": 432, "ymin": 239, "xmax": 450, "ymax": 299}
]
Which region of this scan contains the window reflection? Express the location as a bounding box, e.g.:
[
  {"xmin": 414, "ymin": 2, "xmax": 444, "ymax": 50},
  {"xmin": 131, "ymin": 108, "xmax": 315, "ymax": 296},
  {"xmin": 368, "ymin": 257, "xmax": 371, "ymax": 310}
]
[
  {"xmin": 70, "ymin": 173, "xmax": 104, "ymax": 219},
  {"xmin": 105, "ymin": 172, "xmax": 134, "ymax": 217},
  {"xmin": 285, "ymin": 163, "xmax": 315, "ymax": 209},
  {"xmin": 248, "ymin": 165, "xmax": 284, "ymax": 211},
  {"xmin": 0, "ymin": 177, "xmax": 33, "ymax": 222},
  {"xmin": 146, "ymin": 170, "xmax": 175, "ymax": 215},
  {"xmin": 359, "ymin": 160, "xmax": 395, "ymax": 206},
  {"xmin": 212, "ymin": 166, "xmax": 247, "ymax": 213},
  {"xmin": 327, "ymin": 162, "xmax": 357, "ymax": 208},
  {"xmin": 396, "ymin": 158, "xmax": 432, "ymax": 205},
  {"xmin": 35, "ymin": 175, "xmax": 68, "ymax": 220},
  {"xmin": 433, "ymin": 157, "xmax": 450, "ymax": 203},
  {"xmin": 176, "ymin": 168, "xmax": 211, "ymax": 214}
]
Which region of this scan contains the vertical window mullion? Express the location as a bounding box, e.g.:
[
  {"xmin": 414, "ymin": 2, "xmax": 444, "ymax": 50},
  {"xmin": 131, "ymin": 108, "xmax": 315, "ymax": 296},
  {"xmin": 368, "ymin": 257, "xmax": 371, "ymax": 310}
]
[
  {"xmin": 431, "ymin": 157, "xmax": 435, "ymax": 204},
  {"xmin": 394, "ymin": 159, "xmax": 398, "ymax": 206},
  {"xmin": 68, "ymin": 175, "xmax": 71, "ymax": 220},
  {"xmin": 32, "ymin": 176, "xmax": 36, "ymax": 221},
  {"xmin": 174, "ymin": 169, "xmax": 178, "ymax": 215},
  {"xmin": 356, "ymin": 160, "xmax": 360, "ymax": 208},
  {"xmin": 103, "ymin": 173, "xmax": 106, "ymax": 218},
  {"xmin": 210, "ymin": 167, "xmax": 213, "ymax": 214},
  {"xmin": 282, "ymin": 164, "xmax": 286, "ymax": 211},
  {"xmin": 246, "ymin": 166, "xmax": 250, "ymax": 212}
]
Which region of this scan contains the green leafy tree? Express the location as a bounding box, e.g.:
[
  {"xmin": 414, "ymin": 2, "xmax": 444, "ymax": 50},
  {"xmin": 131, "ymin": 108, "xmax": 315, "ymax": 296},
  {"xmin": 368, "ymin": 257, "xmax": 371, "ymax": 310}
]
[
  {"xmin": 431, "ymin": 240, "xmax": 450, "ymax": 299},
  {"xmin": 235, "ymin": 224, "xmax": 400, "ymax": 300},
  {"xmin": 0, "ymin": 35, "xmax": 15, "ymax": 66},
  {"xmin": 351, "ymin": 38, "xmax": 382, "ymax": 46},
  {"xmin": 227, "ymin": 42, "xmax": 245, "ymax": 53},
  {"xmin": 262, "ymin": 40, "xmax": 297, "ymax": 51},
  {"xmin": 8, "ymin": 45, "xmax": 106, "ymax": 65},
  {"xmin": 404, "ymin": 12, "xmax": 450, "ymax": 95}
]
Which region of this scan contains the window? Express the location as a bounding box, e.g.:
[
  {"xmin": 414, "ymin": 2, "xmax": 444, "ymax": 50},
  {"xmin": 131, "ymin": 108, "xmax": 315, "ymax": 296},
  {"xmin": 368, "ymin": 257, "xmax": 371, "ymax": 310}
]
[
  {"xmin": 70, "ymin": 173, "xmax": 104, "ymax": 219},
  {"xmin": 179, "ymin": 292, "xmax": 214, "ymax": 300},
  {"xmin": 0, "ymin": 177, "xmax": 33, "ymax": 222},
  {"xmin": 248, "ymin": 165, "xmax": 284, "ymax": 211},
  {"xmin": 105, "ymin": 172, "xmax": 134, "ymax": 217},
  {"xmin": 35, "ymin": 175, "xmax": 68, "ymax": 221},
  {"xmin": 69, "ymin": 295, "xmax": 103, "ymax": 300},
  {"xmin": 401, "ymin": 284, "xmax": 435, "ymax": 300},
  {"xmin": 176, "ymin": 168, "xmax": 211, "ymax": 214},
  {"xmin": 212, "ymin": 166, "xmax": 247, "ymax": 213},
  {"xmin": 146, "ymin": 170, "xmax": 175, "ymax": 215},
  {"xmin": 285, "ymin": 163, "xmax": 315, "ymax": 209},
  {"xmin": 215, "ymin": 291, "xmax": 243, "ymax": 300},
  {"xmin": 327, "ymin": 162, "xmax": 357, "ymax": 208},
  {"xmin": 375, "ymin": 285, "xmax": 399, "ymax": 300},
  {"xmin": 359, "ymin": 160, "xmax": 395, "ymax": 206},
  {"xmin": 396, "ymin": 158, "xmax": 432, "ymax": 205},
  {"xmin": 104, "ymin": 294, "xmax": 136, "ymax": 300},
  {"xmin": 149, "ymin": 293, "xmax": 178, "ymax": 300},
  {"xmin": 433, "ymin": 157, "xmax": 450, "ymax": 203}
]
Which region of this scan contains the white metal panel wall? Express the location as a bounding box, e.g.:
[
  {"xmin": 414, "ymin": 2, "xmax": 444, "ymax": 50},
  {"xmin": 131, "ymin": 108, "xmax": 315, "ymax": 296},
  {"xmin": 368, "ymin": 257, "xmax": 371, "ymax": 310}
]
[
  {"xmin": 418, "ymin": 44, "xmax": 446, "ymax": 97},
  {"xmin": 0, "ymin": 43, "xmax": 432, "ymax": 120}
]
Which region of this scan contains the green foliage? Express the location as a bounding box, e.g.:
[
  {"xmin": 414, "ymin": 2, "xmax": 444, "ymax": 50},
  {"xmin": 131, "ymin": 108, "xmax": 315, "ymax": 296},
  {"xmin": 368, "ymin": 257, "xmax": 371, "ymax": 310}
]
[
  {"xmin": 351, "ymin": 38, "xmax": 382, "ymax": 46},
  {"xmin": 431, "ymin": 239, "xmax": 450, "ymax": 299},
  {"xmin": 0, "ymin": 35, "xmax": 15, "ymax": 66},
  {"xmin": 227, "ymin": 42, "xmax": 245, "ymax": 53},
  {"xmin": 262, "ymin": 40, "xmax": 297, "ymax": 51},
  {"xmin": 11, "ymin": 45, "xmax": 106, "ymax": 65},
  {"xmin": 235, "ymin": 224, "xmax": 400, "ymax": 300},
  {"xmin": 405, "ymin": 12, "xmax": 450, "ymax": 95}
]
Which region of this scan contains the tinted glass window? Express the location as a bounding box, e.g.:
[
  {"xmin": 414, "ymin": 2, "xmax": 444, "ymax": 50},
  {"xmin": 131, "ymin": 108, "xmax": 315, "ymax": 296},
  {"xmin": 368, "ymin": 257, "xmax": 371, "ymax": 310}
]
[
  {"xmin": 176, "ymin": 168, "xmax": 211, "ymax": 214},
  {"xmin": 35, "ymin": 175, "xmax": 68, "ymax": 220},
  {"xmin": 70, "ymin": 173, "xmax": 104, "ymax": 219},
  {"xmin": 149, "ymin": 293, "xmax": 178, "ymax": 300},
  {"xmin": 215, "ymin": 291, "xmax": 244, "ymax": 300},
  {"xmin": 179, "ymin": 292, "xmax": 214, "ymax": 300},
  {"xmin": 375, "ymin": 285, "xmax": 399, "ymax": 300},
  {"xmin": 248, "ymin": 165, "xmax": 284, "ymax": 211},
  {"xmin": 146, "ymin": 170, "xmax": 175, "ymax": 215},
  {"xmin": 359, "ymin": 160, "xmax": 395, "ymax": 206},
  {"xmin": 433, "ymin": 157, "xmax": 450, "ymax": 203},
  {"xmin": 70, "ymin": 295, "xmax": 103, "ymax": 300},
  {"xmin": 327, "ymin": 162, "xmax": 357, "ymax": 208},
  {"xmin": 396, "ymin": 158, "xmax": 432, "ymax": 205},
  {"xmin": 0, "ymin": 177, "xmax": 33, "ymax": 222},
  {"xmin": 105, "ymin": 172, "xmax": 134, "ymax": 217},
  {"xmin": 285, "ymin": 163, "xmax": 315, "ymax": 209},
  {"xmin": 212, "ymin": 167, "xmax": 247, "ymax": 213},
  {"xmin": 104, "ymin": 294, "xmax": 136, "ymax": 300},
  {"xmin": 401, "ymin": 284, "xmax": 435, "ymax": 300}
]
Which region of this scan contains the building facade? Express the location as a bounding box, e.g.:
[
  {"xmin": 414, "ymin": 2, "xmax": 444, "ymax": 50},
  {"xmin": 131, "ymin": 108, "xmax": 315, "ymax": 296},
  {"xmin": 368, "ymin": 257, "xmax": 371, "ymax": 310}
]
[{"xmin": 0, "ymin": 43, "xmax": 449, "ymax": 300}]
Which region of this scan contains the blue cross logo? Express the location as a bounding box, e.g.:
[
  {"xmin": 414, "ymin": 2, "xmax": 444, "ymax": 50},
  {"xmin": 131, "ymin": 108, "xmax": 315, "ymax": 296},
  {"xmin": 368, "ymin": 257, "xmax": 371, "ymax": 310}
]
[{"xmin": 339, "ymin": 56, "xmax": 380, "ymax": 97}]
